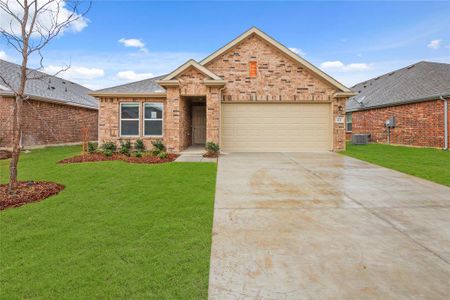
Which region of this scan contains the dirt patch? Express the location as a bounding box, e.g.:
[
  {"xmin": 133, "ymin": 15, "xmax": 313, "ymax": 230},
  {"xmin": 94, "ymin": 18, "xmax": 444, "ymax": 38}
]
[
  {"xmin": 58, "ymin": 153, "xmax": 178, "ymax": 164},
  {"xmin": 0, "ymin": 150, "xmax": 12, "ymax": 160},
  {"xmin": 1, "ymin": 181, "xmax": 65, "ymax": 210},
  {"xmin": 203, "ymin": 152, "xmax": 219, "ymax": 158}
]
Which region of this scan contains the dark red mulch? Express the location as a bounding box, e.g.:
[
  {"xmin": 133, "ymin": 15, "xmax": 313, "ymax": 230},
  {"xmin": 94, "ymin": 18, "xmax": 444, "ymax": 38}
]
[
  {"xmin": 0, "ymin": 150, "xmax": 12, "ymax": 160},
  {"xmin": 58, "ymin": 153, "xmax": 178, "ymax": 164},
  {"xmin": 0, "ymin": 181, "xmax": 65, "ymax": 210},
  {"xmin": 203, "ymin": 152, "xmax": 219, "ymax": 158}
]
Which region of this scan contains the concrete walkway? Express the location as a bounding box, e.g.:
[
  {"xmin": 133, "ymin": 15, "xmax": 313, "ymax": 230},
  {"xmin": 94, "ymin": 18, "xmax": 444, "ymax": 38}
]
[
  {"xmin": 174, "ymin": 145, "xmax": 217, "ymax": 163},
  {"xmin": 209, "ymin": 152, "xmax": 450, "ymax": 299}
]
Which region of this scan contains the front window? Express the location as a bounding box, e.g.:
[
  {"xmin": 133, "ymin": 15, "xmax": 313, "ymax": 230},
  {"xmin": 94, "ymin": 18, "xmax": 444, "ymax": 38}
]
[
  {"xmin": 120, "ymin": 103, "xmax": 140, "ymax": 136},
  {"xmin": 346, "ymin": 112, "xmax": 352, "ymax": 132},
  {"xmin": 144, "ymin": 102, "xmax": 163, "ymax": 136}
]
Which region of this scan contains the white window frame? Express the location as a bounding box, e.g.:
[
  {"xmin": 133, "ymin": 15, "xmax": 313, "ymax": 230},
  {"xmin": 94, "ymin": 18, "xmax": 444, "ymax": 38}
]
[
  {"xmin": 120, "ymin": 102, "xmax": 140, "ymax": 137},
  {"xmin": 143, "ymin": 102, "xmax": 164, "ymax": 137},
  {"xmin": 346, "ymin": 112, "xmax": 352, "ymax": 132}
]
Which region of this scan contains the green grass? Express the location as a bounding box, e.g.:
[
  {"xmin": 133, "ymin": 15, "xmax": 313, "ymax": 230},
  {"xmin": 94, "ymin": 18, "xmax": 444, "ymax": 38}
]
[
  {"xmin": 0, "ymin": 146, "xmax": 217, "ymax": 299},
  {"xmin": 341, "ymin": 143, "xmax": 450, "ymax": 187}
]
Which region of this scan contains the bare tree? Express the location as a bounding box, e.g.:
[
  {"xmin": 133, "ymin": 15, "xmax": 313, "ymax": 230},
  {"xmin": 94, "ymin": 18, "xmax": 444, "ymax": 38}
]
[{"xmin": 0, "ymin": 0, "xmax": 90, "ymax": 192}]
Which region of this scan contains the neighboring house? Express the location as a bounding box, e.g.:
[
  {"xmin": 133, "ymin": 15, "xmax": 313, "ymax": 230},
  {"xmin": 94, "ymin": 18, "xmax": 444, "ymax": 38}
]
[
  {"xmin": 0, "ymin": 59, "xmax": 98, "ymax": 148},
  {"xmin": 91, "ymin": 27, "xmax": 355, "ymax": 153},
  {"xmin": 346, "ymin": 61, "xmax": 450, "ymax": 149}
]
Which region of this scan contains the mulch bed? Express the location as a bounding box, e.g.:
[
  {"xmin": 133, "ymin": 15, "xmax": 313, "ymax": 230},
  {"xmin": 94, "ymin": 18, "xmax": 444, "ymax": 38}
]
[
  {"xmin": 0, "ymin": 150, "xmax": 12, "ymax": 160},
  {"xmin": 1, "ymin": 181, "xmax": 65, "ymax": 210},
  {"xmin": 58, "ymin": 153, "xmax": 178, "ymax": 164},
  {"xmin": 203, "ymin": 152, "xmax": 219, "ymax": 158}
]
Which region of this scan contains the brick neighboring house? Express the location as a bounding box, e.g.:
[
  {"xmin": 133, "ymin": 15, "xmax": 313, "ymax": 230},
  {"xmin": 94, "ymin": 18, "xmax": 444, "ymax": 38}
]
[
  {"xmin": 92, "ymin": 27, "xmax": 355, "ymax": 153},
  {"xmin": 346, "ymin": 61, "xmax": 450, "ymax": 149},
  {"xmin": 0, "ymin": 59, "xmax": 98, "ymax": 149}
]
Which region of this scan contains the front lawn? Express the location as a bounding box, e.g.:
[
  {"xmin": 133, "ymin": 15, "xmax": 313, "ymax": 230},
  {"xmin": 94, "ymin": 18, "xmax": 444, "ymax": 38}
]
[
  {"xmin": 0, "ymin": 146, "xmax": 217, "ymax": 299},
  {"xmin": 341, "ymin": 143, "xmax": 450, "ymax": 187}
]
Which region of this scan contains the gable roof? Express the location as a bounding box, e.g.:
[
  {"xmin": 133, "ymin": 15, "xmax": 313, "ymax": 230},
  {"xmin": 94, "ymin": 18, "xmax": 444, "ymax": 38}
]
[
  {"xmin": 200, "ymin": 27, "xmax": 352, "ymax": 93},
  {"xmin": 91, "ymin": 27, "xmax": 353, "ymax": 96},
  {"xmin": 90, "ymin": 74, "xmax": 167, "ymax": 97},
  {"xmin": 0, "ymin": 59, "xmax": 97, "ymax": 109},
  {"xmin": 347, "ymin": 61, "xmax": 450, "ymax": 112},
  {"xmin": 161, "ymin": 59, "xmax": 223, "ymax": 81}
]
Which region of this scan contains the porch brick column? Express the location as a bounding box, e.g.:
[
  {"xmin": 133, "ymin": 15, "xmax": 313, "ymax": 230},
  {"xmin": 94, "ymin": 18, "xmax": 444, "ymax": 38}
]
[
  {"xmin": 333, "ymin": 97, "xmax": 347, "ymax": 151},
  {"xmin": 165, "ymin": 87, "xmax": 181, "ymax": 153},
  {"xmin": 206, "ymin": 87, "xmax": 220, "ymax": 145}
]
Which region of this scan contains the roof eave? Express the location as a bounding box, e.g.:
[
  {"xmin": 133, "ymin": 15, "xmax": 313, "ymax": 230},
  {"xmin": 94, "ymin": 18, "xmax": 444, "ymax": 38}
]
[
  {"xmin": 90, "ymin": 92, "xmax": 167, "ymax": 98},
  {"xmin": 346, "ymin": 92, "xmax": 450, "ymax": 112},
  {"xmin": 0, "ymin": 91, "xmax": 98, "ymax": 110}
]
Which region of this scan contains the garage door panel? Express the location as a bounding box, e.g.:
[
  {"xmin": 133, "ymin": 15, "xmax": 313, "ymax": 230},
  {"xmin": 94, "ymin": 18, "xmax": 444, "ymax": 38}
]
[{"xmin": 221, "ymin": 103, "xmax": 332, "ymax": 152}]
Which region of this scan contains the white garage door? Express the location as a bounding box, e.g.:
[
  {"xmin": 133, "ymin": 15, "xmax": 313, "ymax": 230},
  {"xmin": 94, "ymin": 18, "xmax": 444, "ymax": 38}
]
[{"xmin": 221, "ymin": 103, "xmax": 332, "ymax": 152}]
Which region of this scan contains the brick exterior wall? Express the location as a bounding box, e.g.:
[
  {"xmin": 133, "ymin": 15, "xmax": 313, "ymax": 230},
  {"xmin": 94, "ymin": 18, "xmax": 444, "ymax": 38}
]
[
  {"xmin": 98, "ymin": 97, "xmax": 166, "ymax": 150},
  {"xmin": 0, "ymin": 96, "xmax": 98, "ymax": 148},
  {"xmin": 205, "ymin": 34, "xmax": 337, "ymax": 102},
  {"xmin": 98, "ymin": 32, "xmax": 349, "ymax": 153},
  {"xmin": 350, "ymin": 99, "xmax": 449, "ymax": 148}
]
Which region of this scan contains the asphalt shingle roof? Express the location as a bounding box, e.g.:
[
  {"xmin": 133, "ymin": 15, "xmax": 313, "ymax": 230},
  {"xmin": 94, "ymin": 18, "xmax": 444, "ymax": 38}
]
[
  {"xmin": 347, "ymin": 61, "xmax": 450, "ymax": 112},
  {"xmin": 0, "ymin": 59, "xmax": 98, "ymax": 109},
  {"xmin": 93, "ymin": 75, "xmax": 167, "ymax": 94}
]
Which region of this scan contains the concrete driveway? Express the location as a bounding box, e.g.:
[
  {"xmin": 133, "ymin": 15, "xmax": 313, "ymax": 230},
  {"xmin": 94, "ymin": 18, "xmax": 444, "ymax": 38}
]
[{"xmin": 208, "ymin": 152, "xmax": 450, "ymax": 299}]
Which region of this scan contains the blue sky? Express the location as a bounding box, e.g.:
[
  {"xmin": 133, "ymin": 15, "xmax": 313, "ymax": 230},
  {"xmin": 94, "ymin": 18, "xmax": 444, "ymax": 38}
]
[{"xmin": 1, "ymin": 1, "xmax": 449, "ymax": 90}]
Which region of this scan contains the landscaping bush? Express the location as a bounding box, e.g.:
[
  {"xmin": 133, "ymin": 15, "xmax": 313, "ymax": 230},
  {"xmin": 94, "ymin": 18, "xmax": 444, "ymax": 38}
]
[
  {"xmin": 103, "ymin": 149, "xmax": 113, "ymax": 157},
  {"xmin": 151, "ymin": 140, "xmax": 166, "ymax": 155},
  {"xmin": 101, "ymin": 141, "xmax": 117, "ymax": 152},
  {"xmin": 157, "ymin": 151, "xmax": 168, "ymax": 159},
  {"xmin": 135, "ymin": 151, "xmax": 143, "ymax": 158},
  {"xmin": 119, "ymin": 140, "xmax": 132, "ymax": 156},
  {"xmin": 87, "ymin": 142, "xmax": 97, "ymax": 154},
  {"xmin": 205, "ymin": 142, "xmax": 220, "ymax": 155},
  {"xmin": 135, "ymin": 139, "xmax": 145, "ymax": 152}
]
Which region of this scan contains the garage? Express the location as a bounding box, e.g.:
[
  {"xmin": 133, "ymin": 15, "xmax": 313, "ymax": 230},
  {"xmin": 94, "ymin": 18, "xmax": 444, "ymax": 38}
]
[{"xmin": 221, "ymin": 103, "xmax": 332, "ymax": 152}]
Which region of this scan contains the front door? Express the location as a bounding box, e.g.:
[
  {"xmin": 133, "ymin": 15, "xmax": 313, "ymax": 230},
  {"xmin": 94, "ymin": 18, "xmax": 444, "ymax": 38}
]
[{"xmin": 192, "ymin": 106, "xmax": 206, "ymax": 144}]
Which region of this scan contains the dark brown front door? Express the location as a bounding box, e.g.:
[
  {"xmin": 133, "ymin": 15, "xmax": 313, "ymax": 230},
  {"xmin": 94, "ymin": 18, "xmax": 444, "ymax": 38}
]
[{"xmin": 192, "ymin": 106, "xmax": 206, "ymax": 144}]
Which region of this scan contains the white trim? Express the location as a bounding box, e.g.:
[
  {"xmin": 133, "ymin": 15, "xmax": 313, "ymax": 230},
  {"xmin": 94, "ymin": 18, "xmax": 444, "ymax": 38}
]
[
  {"xmin": 119, "ymin": 102, "xmax": 140, "ymax": 137},
  {"xmin": 200, "ymin": 27, "xmax": 352, "ymax": 93},
  {"xmin": 160, "ymin": 59, "xmax": 223, "ymax": 81},
  {"xmin": 143, "ymin": 102, "xmax": 164, "ymax": 137}
]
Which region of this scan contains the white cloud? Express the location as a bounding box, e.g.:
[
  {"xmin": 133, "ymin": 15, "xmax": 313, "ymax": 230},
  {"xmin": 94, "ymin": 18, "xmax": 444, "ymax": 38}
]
[
  {"xmin": 320, "ymin": 60, "xmax": 371, "ymax": 72},
  {"xmin": 118, "ymin": 38, "xmax": 148, "ymax": 53},
  {"xmin": 0, "ymin": 0, "xmax": 88, "ymax": 37},
  {"xmin": 43, "ymin": 65, "xmax": 105, "ymax": 80},
  {"xmin": 116, "ymin": 70, "xmax": 154, "ymax": 82},
  {"xmin": 0, "ymin": 50, "xmax": 12, "ymax": 61},
  {"xmin": 288, "ymin": 47, "xmax": 306, "ymax": 56},
  {"xmin": 427, "ymin": 39, "xmax": 442, "ymax": 49}
]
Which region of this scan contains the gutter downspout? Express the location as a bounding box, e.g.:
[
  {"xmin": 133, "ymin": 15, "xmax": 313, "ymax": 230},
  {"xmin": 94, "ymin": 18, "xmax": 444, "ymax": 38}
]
[{"xmin": 441, "ymin": 96, "xmax": 448, "ymax": 150}]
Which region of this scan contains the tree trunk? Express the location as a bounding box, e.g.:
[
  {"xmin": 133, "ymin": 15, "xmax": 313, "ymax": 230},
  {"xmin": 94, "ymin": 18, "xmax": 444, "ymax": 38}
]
[{"xmin": 8, "ymin": 95, "xmax": 23, "ymax": 193}]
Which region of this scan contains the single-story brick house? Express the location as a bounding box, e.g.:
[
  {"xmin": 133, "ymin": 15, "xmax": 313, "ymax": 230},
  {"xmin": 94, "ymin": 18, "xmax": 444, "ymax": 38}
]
[
  {"xmin": 91, "ymin": 27, "xmax": 355, "ymax": 153},
  {"xmin": 0, "ymin": 59, "xmax": 98, "ymax": 149},
  {"xmin": 346, "ymin": 61, "xmax": 450, "ymax": 149}
]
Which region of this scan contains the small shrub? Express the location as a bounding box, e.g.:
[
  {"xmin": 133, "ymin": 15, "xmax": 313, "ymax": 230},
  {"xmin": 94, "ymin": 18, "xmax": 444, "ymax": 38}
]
[
  {"xmin": 205, "ymin": 142, "xmax": 220, "ymax": 154},
  {"xmin": 119, "ymin": 140, "xmax": 132, "ymax": 156},
  {"xmin": 87, "ymin": 142, "xmax": 97, "ymax": 154},
  {"xmin": 103, "ymin": 149, "xmax": 113, "ymax": 157},
  {"xmin": 101, "ymin": 141, "xmax": 117, "ymax": 152},
  {"xmin": 157, "ymin": 151, "xmax": 168, "ymax": 159},
  {"xmin": 151, "ymin": 139, "xmax": 166, "ymax": 156},
  {"xmin": 135, "ymin": 139, "xmax": 146, "ymax": 151},
  {"xmin": 135, "ymin": 151, "xmax": 143, "ymax": 158}
]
